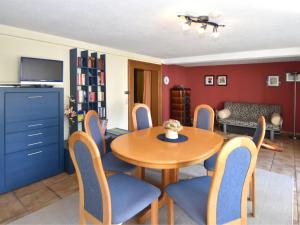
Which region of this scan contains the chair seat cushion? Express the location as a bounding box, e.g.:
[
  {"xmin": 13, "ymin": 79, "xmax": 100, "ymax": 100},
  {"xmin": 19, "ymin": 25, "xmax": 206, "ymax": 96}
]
[
  {"xmin": 166, "ymin": 176, "xmax": 212, "ymax": 225},
  {"xmin": 204, "ymin": 153, "xmax": 218, "ymax": 172},
  {"xmin": 108, "ymin": 173, "xmax": 161, "ymax": 224},
  {"xmin": 102, "ymin": 152, "xmax": 135, "ymax": 173},
  {"xmin": 219, "ymin": 118, "xmax": 257, "ymax": 128}
]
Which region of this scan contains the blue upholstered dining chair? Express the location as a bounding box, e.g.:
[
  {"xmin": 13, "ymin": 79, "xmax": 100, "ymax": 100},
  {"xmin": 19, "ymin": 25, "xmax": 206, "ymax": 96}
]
[
  {"xmin": 69, "ymin": 131, "xmax": 160, "ymax": 225},
  {"xmin": 248, "ymin": 116, "xmax": 266, "ymax": 217},
  {"xmin": 132, "ymin": 103, "xmax": 153, "ymax": 131},
  {"xmin": 132, "ymin": 103, "xmax": 153, "ymax": 179},
  {"xmin": 193, "ymin": 104, "xmax": 216, "ymax": 176},
  {"xmin": 193, "ymin": 104, "xmax": 215, "ymax": 131},
  {"xmin": 204, "ymin": 116, "xmax": 266, "ymax": 217},
  {"xmin": 166, "ymin": 136, "xmax": 258, "ymax": 225},
  {"xmin": 85, "ymin": 110, "xmax": 135, "ymax": 174}
]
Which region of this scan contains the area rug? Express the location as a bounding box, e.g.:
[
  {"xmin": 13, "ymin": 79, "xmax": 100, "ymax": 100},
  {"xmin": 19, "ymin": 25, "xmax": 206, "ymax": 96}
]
[{"xmin": 9, "ymin": 165, "xmax": 293, "ymax": 225}]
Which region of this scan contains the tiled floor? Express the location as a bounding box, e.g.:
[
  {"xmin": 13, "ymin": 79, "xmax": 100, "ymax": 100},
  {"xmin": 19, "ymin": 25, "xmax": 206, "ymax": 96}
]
[
  {"xmin": 0, "ymin": 132, "xmax": 299, "ymax": 225},
  {"xmin": 0, "ymin": 173, "xmax": 78, "ymax": 224}
]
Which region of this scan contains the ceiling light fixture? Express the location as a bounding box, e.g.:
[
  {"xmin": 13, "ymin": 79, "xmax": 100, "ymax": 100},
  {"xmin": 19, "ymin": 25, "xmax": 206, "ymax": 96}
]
[{"xmin": 178, "ymin": 15, "xmax": 225, "ymax": 38}]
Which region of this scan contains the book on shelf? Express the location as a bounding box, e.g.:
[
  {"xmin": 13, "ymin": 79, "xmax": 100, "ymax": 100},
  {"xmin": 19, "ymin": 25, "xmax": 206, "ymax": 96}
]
[
  {"xmin": 77, "ymin": 90, "xmax": 87, "ymax": 103},
  {"xmin": 98, "ymin": 58, "xmax": 105, "ymax": 70},
  {"xmin": 77, "ymin": 111, "xmax": 85, "ymax": 122},
  {"xmin": 88, "ymin": 92, "xmax": 96, "ymax": 102},
  {"xmin": 88, "ymin": 57, "xmax": 96, "ymax": 68},
  {"xmin": 77, "ymin": 114, "xmax": 84, "ymax": 122},
  {"xmin": 98, "ymin": 107, "xmax": 106, "ymax": 118},
  {"xmin": 78, "ymin": 122, "xmax": 83, "ymax": 131},
  {"xmin": 77, "ymin": 73, "xmax": 86, "ymax": 85},
  {"xmin": 77, "ymin": 57, "xmax": 83, "ymax": 67},
  {"xmin": 97, "ymin": 91, "xmax": 105, "ymax": 102},
  {"xmin": 97, "ymin": 72, "xmax": 104, "ymax": 86}
]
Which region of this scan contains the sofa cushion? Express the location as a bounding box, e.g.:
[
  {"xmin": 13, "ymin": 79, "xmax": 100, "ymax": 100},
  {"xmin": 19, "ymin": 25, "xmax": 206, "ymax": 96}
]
[{"xmin": 219, "ymin": 118, "xmax": 280, "ymax": 131}]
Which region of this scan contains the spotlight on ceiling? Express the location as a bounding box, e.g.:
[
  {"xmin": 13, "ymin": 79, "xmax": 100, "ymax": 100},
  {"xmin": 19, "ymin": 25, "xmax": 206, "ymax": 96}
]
[{"xmin": 178, "ymin": 14, "xmax": 225, "ymax": 38}]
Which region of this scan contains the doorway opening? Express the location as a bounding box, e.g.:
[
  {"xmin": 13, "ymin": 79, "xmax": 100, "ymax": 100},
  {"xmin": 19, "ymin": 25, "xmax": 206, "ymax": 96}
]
[{"xmin": 128, "ymin": 60, "xmax": 162, "ymax": 131}]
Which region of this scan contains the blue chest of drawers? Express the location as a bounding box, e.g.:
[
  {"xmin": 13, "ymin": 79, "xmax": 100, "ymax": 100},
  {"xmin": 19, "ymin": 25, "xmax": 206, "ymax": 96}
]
[{"xmin": 0, "ymin": 88, "xmax": 64, "ymax": 193}]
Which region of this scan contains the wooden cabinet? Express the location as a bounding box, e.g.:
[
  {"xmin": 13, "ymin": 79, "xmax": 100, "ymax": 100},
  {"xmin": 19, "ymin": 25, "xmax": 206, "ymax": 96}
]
[
  {"xmin": 0, "ymin": 88, "xmax": 64, "ymax": 193},
  {"xmin": 170, "ymin": 86, "xmax": 191, "ymax": 126}
]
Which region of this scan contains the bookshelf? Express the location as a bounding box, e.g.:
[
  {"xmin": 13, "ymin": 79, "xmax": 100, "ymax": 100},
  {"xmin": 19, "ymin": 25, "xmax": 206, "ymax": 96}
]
[{"xmin": 69, "ymin": 48, "xmax": 106, "ymax": 134}]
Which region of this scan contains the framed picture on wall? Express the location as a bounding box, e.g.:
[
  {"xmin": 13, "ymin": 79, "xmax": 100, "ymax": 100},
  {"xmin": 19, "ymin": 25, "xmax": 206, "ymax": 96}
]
[
  {"xmin": 204, "ymin": 75, "xmax": 214, "ymax": 86},
  {"xmin": 217, "ymin": 75, "xmax": 227, "ymax": 86},
  {"xmin": 267, "ymin": 75, "xmax": 280, "ymax": 86}
]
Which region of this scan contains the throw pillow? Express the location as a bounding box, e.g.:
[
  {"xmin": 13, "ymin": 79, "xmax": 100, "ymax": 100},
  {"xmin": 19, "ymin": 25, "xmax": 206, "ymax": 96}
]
[
  {"xmin": 218, "ymin": 108, "xmax": 231, "ymax": 119},
  {"xmin": 271, "ymin": 113, "xmax": 282, "ymax": 126}
]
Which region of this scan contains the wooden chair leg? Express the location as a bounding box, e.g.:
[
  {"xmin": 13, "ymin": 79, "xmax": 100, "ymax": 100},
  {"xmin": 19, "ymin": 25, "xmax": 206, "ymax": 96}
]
[
  {"xmin": 251, "ymin": 171, "xmax": 256, "ymax": 217},
  {"xmin": 80, "ymin": 209, "xmax": 86, "ymax": 225},
  {"xmin": 174, "ymin": 168, "xmax": 179, "ymax": 182},
  {"xmin": 249, "ymin": 178, "xmax": 253, "ymax": 201},
  {"xmin": 151, "ymin": 199, "xmax": 159, "ymax": 225},
  {"xmin": 167, "ymin": 195, "xmax": 174, "ymax": 225},
  {"xmin": 141, "ymin": 168, "xmax": 146, "ymax": 180},
  {"xmin": 207, "ymin": 170, "xmax": 214, "ymax": 177}
]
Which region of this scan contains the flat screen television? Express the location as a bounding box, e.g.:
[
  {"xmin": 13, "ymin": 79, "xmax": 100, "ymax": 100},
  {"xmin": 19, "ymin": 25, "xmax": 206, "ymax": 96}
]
[{"xmin": 20, "ymin": 57, "xmax": 63, "ymax": 85}]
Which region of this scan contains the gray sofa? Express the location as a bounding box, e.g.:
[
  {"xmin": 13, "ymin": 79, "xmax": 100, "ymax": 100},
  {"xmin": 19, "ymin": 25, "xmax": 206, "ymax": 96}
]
[{"xmin": 218, "ymin": 102, "xmax": 283, "ymax": 140}]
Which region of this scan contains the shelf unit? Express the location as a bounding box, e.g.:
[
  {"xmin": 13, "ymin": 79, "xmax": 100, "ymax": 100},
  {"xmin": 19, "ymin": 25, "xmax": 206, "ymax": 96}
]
[{"xmin": 70, "ymin": 48, "xmax": 106, "ymax": 134}]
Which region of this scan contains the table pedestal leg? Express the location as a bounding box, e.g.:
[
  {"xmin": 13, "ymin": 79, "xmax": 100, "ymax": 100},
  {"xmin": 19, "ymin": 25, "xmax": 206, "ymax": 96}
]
[
  {"xmin": 135, "ymin": 166, "xmax": 146, "ymax": 180},
  {"xmin": 137, "ymin": 169, "xmax": 178, "ymax": 224}
]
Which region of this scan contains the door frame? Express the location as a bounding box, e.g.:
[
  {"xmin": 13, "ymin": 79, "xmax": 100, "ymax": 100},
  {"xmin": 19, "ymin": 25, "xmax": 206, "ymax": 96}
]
[{"xmin": 128, "ymin": 60, "xmax": 162, "ymax": 131}]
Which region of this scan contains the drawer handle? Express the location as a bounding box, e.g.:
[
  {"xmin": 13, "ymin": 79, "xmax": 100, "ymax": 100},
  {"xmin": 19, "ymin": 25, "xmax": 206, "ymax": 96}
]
[
  {"xmin": 27, "ymin": 150, "xmax": 43, "ymax": 156},
  {"xmin": 28, "ymin": 96, "xmax": 43, "ymax": 99},
  {"xmin": 28, "ymin": 124, "xmax": 43, "ymax": 128},
  {"xmin": 28, "ymin": 132, "xmax": 43, "ymax": 137},
  {"xmin": 27, "ymin": 141, "xmax": 43, "ymax": 146}
]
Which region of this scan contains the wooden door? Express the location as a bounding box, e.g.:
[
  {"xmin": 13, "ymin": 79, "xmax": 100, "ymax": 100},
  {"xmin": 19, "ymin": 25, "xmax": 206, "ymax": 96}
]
[{"xmin": 128, "ymin": 60, "xmax": 162, "ymax": 131}]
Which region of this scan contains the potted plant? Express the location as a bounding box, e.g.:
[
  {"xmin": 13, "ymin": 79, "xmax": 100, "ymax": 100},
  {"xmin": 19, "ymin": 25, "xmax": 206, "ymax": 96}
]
[
  {"xmin": 163, "ymin": 119, "xmax": 183, "ymax": 139},
  {"xmin": 64, "ymin": 96, "xmax": 77, "ymax": 138}
]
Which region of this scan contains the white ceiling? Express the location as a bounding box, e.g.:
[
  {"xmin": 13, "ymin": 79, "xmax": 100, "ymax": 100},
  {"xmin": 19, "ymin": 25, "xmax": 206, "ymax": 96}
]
[{"xmin": 1, "ymin": 0, "xmax": 300, "ymax": 65}]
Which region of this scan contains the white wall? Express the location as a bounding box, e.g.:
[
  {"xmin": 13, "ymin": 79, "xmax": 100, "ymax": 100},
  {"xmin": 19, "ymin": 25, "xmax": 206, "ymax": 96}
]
[
  {"xmin": 0, "ymin": 35, "xmax": 70, "ymax": 95},
  {"xmin": 0, "ymin": 24, "xmax": 161, "ymax": 133},
  {"xmin": 106, "ymin": 54, "xmax": 129, "ymax": 130}
]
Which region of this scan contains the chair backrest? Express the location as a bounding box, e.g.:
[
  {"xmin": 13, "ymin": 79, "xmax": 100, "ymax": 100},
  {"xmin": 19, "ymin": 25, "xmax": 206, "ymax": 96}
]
[
  {"xmin": 84, "ymin": 110, "xmax": 106, "ymax": 156},
  {"xmin": 252, "ymin": 116, "xmax": 266, "ymax": 150},
  {"xmin": 207, "ymin": 137, "xmax": 258, "ymax": 225},
  {"xmin": 69, "ymin": 131, "xmax": 111, "ymax": 224},
  {"xmin": 132, "ymin": 103, "xmax": 153, "ymax": 130},
  {"xmin": 193, "ymin": 104, "xmax": 214, "ymax": 131}
]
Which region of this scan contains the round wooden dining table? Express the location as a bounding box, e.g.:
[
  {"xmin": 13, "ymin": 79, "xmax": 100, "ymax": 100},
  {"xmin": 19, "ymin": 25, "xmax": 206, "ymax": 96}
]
[{"xmin": 111, "ymin": 126, "xmax": 224, "ymax": 223}]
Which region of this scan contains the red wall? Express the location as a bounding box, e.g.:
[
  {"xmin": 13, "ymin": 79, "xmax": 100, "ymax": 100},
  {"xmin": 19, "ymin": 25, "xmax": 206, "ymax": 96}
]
[
  {"xmin": 162, "ymin": 65, "xmax": 188, "ymax": 121},
  {"xmin": 162, "ymin": 61, "xmax": 300, "ymax": 133}
]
